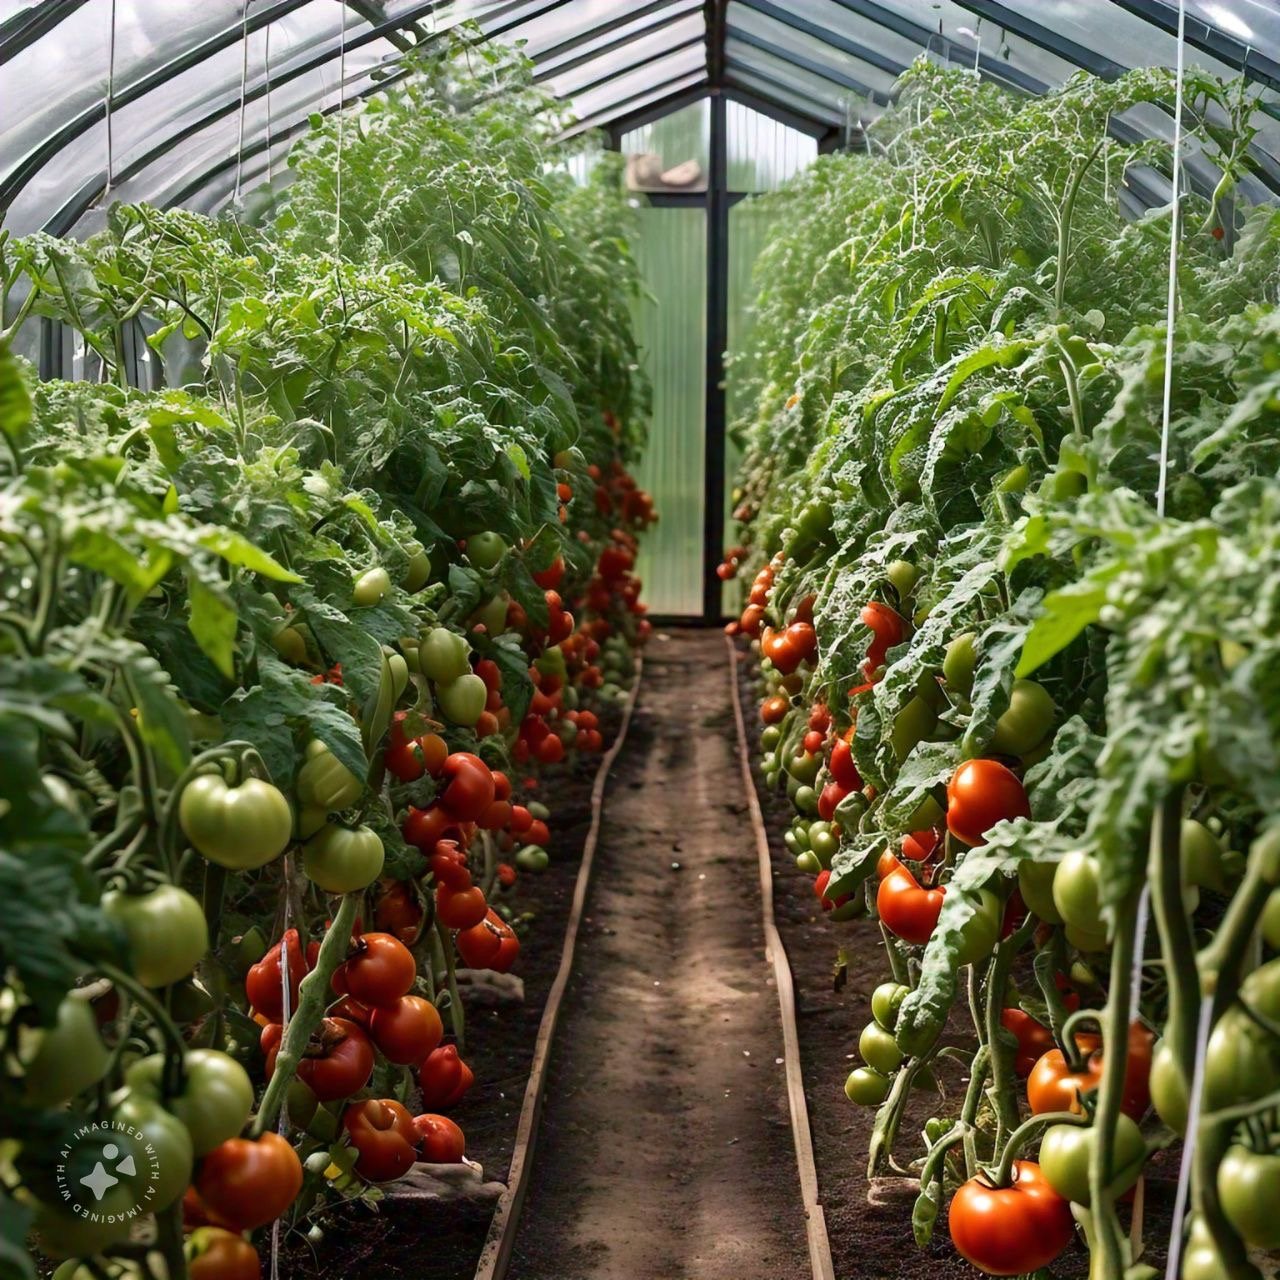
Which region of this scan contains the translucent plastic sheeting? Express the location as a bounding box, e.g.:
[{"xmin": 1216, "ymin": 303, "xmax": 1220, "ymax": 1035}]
[
  {"xmin": 566, "ymin": 71, "xmax": 708, "ymax": 138},
  {"xmin": 727, "ymin": 99, "xmax": 818, "ymax": 191},
  {"xmin": 628, "ymin": 205, "xmax": 707, "ymax": 617},
  {"xmin": 538, "ymin": 12, "xmax": 706, "ymax": 102},
  {"xmin": 2, "ymin": 0, "xmax": 246, "ymax": 184},
  {"xmin": 1183, "ymin": 0, "xmax": 1280, "ymax": 50},
  {"xmin": 725, "ymin": 38, "xmax": 879, "ymax": 122},
  {"xmin": 3, "ymin": 3, "xmax": 384, "ymax": 236},
  {"xmin": 525, "ymin": 0, "xmax": 704, "ymax": 78}
]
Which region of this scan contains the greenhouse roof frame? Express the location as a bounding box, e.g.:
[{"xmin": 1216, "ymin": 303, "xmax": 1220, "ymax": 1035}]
[{"xmin": 3, "ymin": 0, "xmax": 1280, "ymax": 236}]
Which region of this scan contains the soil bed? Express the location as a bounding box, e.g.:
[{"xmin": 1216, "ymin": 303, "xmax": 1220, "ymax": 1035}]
[
  {"xmin": 730, "ymin": 636, "xmax": 1178, "ymax": 1280},
  {"xmin": 282, "ymin": 700, "xmax": 620, "ymax": 1280},
  {"xmin": 507, "ymin": 628, "xmax": 810, "ymax": 1280}
]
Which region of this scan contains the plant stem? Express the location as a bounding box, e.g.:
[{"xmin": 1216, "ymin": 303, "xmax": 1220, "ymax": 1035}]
[
  {"xmin": 434, "ymin": 915, "xmax": 466, "ymax": 1053},
  {"xmin": 989, "ymin": 1110, "xmax": 1086, "ymax": 1188},
  {"xmin": 1086, "ymin": 889, "xmax": 1139, "ymax": 1279},
  {"xmin": 252, "ymin": 892, "xmax": 359, "ymax": 1136},
  {"xmin": 98, "ymin": 963, "xmax": 187, "ymax": 1097}
]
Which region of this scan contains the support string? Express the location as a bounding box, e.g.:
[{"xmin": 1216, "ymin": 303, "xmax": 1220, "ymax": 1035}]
[
  {"xmin": 233, "ymin": 0, "xmax": 251, "ymax": 205},
  {"xmin": 103, "ymin": 0, "xmax": 118, "ymax": 201}
]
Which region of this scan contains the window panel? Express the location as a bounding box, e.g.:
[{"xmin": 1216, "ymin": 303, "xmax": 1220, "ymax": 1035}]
[
  {"xmin": 531, "ymin": 0, "xmax": 702, "ymax": 77},
  {"xmin": 726, "ymin": 99, "xmax": 818, "ymax": 191},
  {"xmin": 565, "ymin": 44, "xmax": 706, "ymax": 121},
  {"xmin": 620, "ymin": 98, "xmax": 709, "ymax": 190},
  {"xmin": 539, "ymin": 13, "xmax": 705, "ymax": 99},
  {"xmin": 725, "ymin": 37, "xmax": 874, "ymax": 119}
]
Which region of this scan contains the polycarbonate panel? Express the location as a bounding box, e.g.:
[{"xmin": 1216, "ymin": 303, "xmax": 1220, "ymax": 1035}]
[
  {"xmin": 564, "ymin": 71, "xmax": 707, "ymax": 137},
  {"xmin": 620, "ymin": 99, "xmax": 709, "ymax": 191},
  {"xmin": 539, "ymin": 13, "xmax": 705, "ymax": 98},
  {"xmin": 726, "ymin": 70, "xmax": 848, "ymax": 126},
  {"xmin": 528, "ymin": 0, "xmax": 702, "ymax": 76},
  {"xmin": 725, "ymin": 38, "xmax": 871, "ymax": 118},
  {"xmin": 567, "ymin": 44, "xmax": 706, "ymax": 123},
  {"xmin": 2, "ymin": 0, "xmax": 245, "ymax": 188},
  {"xmin": 727, "ymin": 100, "xmax": 818, "ymax": 191},
  {"xmin": 729, "ymin": 3, "xmax": 901, "ymax": 98},
  {"xmin": 630, "ymin": 206, "xmax": 707, "ymax": 617},
  {"xmin": 1180, "ymin": 0, "xmax": 1280, "ymax": 54}
]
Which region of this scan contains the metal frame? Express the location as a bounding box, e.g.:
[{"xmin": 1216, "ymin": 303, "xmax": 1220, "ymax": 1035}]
[
  {"xmin": 950, "ymin": 0, "xmax": 1127, "ymax": 80},
  {"xmin": 1109, "ymin": 0, "xmax": 1280, "ymax": 95},
  {"xmin": 0, "ymin": 0, "xmax": 93, "ymax": 64},
  {"xmin": 531, "ymin": 0, "xmax": 701, "ymax": 82},
  {"xmin": 726, "ymin": 25, "xmax": 892, "ymax": 103}
]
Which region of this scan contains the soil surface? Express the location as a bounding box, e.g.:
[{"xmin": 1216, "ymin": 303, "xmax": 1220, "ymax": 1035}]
[
  {"xmin": 730, "ymin": 636, "xmax": 1180, "ymax": 1280},
  {"xmin": 508, "ymin": 628, "xmax": 811, "ymax": 1280}
]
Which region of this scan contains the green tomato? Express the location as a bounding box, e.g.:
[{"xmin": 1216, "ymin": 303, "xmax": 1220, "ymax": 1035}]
[
  {"xmin": 1180, "ymin": 818, "xmax": 1227, "ymax": 892},
  {"xmin": 112, "ymin": 1090, "xmax": 195, "ymax": 1209},
  {"xmin": 22, "ymin": 993, "xmax": 110, "ymax": 1106},
  {"xmin": 891, "ymin": 695, "xmax": 936, "ymax": 763},
  {"xmin": 795, "ymin": 851, "xmax": 822, "ymax": 875},
  {"xmin": 859, "ymin": 1022, "xmax": 904, "ymax": 1074},
  {"xmin": 437, "ymin": 672, "xmax": 487, "ymax": 727},
  {"xmin": 1017, "ymin": 857, "xmax": 1062, "ymax": 924},
  {"xmin": 102, "ymin": 884, "xmax": 208, "ymax": 988},
  {"xmin": 467, "ymin": 531, "xmax": 508, "ymax": 569},
  {"xmin": 1149, "ymin": 1039, "xmax": 1188, "ymax": 1134},
  {"xmin": 353, "ymin": 567, "xmax": 392, "ymax": 606},
  {"xmin": 528, "ymin": 801, "xmax": 551, "ymax": 822},
  {"xmin": 1181, "ymin": 1215, "xmax": 1257, "ymax": 1280},
  {"xmin": 760, "ymin": 725, "xmax": 782, "ymax": 753},
  {"xmin": 33, "ymin": 1197, "xmax": 136, "ymax": 1259},
  {"xmin": 954, "ymin": 888, "xmax": 1002, "ymax": 966},
  {"xmin": 886, "ymin": 560, "xmax": 918, "ymax": 600},
  {"xmin": 403, "ymin": 542, "xmax": 432, "ymax": 592},
  {"xmin": 787, "ymin": 751, "xmax": 821, "ymax": 785},
  {"xmin": 809, "ymin": 825, "xmax": 838, "ymax": 867},
  {"xmin": 419, "ymin": 627, "xmax": 472, "ymax": 684},
  {"xmin": 296, "ymin": 740, "xmax": 363, "ymax": 812},
  {"xmin": 989, "ymin": 679, "xmax": 1055, "ymax": 757},
  {"xmin": 272, "ymin": 623, "xmax": 307, "ymax": 665},
  {"xmin": 178, "ymin": 773, "xmax": 293, "ymax": 870},
  {"xmin": 1263, "ymin": 888, "xmax": 1280, "ymax": 949},
  {"xmin": 515, "ymin": 844, "xmax": 550, "ymax": 872},
  {"xmin": 303, "ymin": 823, "xmax": 385, "ymax": 894},
  {"xmin": 907, "ymin": 793, "xmax": 945, "ymax": 832},
  {"xmin": 793, "ymin": 785, "xmax": 819, "ymax": 816},
  {"xmin": 871, "ymin": 982, "xmax": 909, "ymax": 1032},
  {"xmin": 1044, "ymin": 469, "xmax": 1088, "ymax": 501},
  {"xmin": 387, "ymin": 650, "xmax": 409, "ymax": 702},
  {"xmin": 790, "ymin": 822, "xmax": 811, "ymax": 851},
  {"xmin": 783, "ymin": 830, "xmax": 801, "ymax": 857},
  {"xmin": 998, "ymin": 463, "xmax": 1031, "ymax": 493},
  {"xmin": 844, "ymin": 1066, "xmax": 890, "ymax": 1106},
  {"xmin": 1039, "ymin": 1112, "xmax": 1145, "ymax": 1204},
  {"xmin": 1240, "ymin": 955, "xmax": 1280, "ymax": 1019},
  {"xmin": 473, "ymin": 592, "xmax": 509, "ymax": 636},
  {"xmin": 1218, "ymin": 1145, "xmax": 1280, "ymax": 1249},
  {"xmin": 1052, "ymin": 851, "xmax": 1104, "ymax": 935},
  {"xmin": 1204, "ymin": 1005, "xmax": 1280, "ymax": 1111},
  {"xmin": 125, "ymin": 1049, "xmax": 253, "ymax": 1156},
  {"xmin": 942, "ymin": 632, "xmax": 977, "ymax": 697}
]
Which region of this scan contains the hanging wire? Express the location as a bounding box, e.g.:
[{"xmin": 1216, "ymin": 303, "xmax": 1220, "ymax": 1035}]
[
  {"xmin": 264, "ymin": 19, "xmax": 275, "ymax": 184},
  {"xmin": 233, "ymin": 0, "xmax": 251, "ymax": 206},
  {"xmin": 102, "ymin": 0, "xmax": 118, "ymax": 201},
  {"xmin": 1156, "ymin": 0, "xmax": 1188, "ymax": 519},
  {"xmin": 335, "ymin": 0, "xmax": 347, "ymax": 252}
]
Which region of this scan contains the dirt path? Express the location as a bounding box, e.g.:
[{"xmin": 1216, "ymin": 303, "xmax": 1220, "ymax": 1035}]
[{"xmin": 508, "ymin": 629, "xmax": 811, "ymax": 1280}]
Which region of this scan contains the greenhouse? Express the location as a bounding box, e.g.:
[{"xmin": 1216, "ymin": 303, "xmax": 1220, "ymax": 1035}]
[{"xmin": 4, "ymin": 1, "xmax": 1280, "ymax": 1278}]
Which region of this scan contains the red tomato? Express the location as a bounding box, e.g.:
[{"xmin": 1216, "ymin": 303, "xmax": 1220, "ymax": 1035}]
[
  {"xmin": 195, "ymin": 1133, "xmax": 303, "ymax": 1231},
  {"xmin": 829, "ymin": 738, "xmax": 861, "ymax": 791},
  {"xmin": 1000, "ymin": 1007, "xmax": 1056, "ymax": 1078},
  {"xmin": 491, "ymin": 770, "xmax": 512, "ymax": 801},
  {"xmin": 344, "ymin": 1098, "xmax": 419, "ymax": 1182},
  {"xmin": 803, "ymin": 729, "xmax": 826, "ymax": 755},
  {"xmin": 508, "ymin": 805, "xmax": 533, "ymax": 834},
  {"xmin": 478, "ymin": 798, "xmax": 512, "ymax": 830},
  {"xmin": 817, "ymin": 781, "xmax": 847, "ymax": 822},
  {"xmin": 418, "ymin": 1044, "xmax": 474, "ymax": 1109},
  {"xmin": 439, "ymin": 753, "xmax": 495, "ymax": 821},
  {"xmin": 948, "ymin": 1160, "xmax": 1073, "ymax": 1276},
  {"xmin": 474, "ymin": 659, "xmax": 501, "ymax": 693},
  {"xmin": 263, "ymin": 1016, "xmax": 374, "ymax": 1101},
  {"xmin": 187, "ymin": 1227, "xmax": 260, "ymax": 1280},
  {"xmin": 901, "ymin": 828, "xmax": 941, "ymax": 861},
  {"xmin": 419, "ymin": 733, "xmax": 448, "ymax": 777},
  {"xmin": 946, "ymin": 759, "xmax": 1030, "ymax": 846},
  {"xmin": 526, "ymin": 819, "xmax": 550, "ymax": 848},
  {"xmin": 402, "ymin": 804, "xmax": 467, "ymax": 855},
  {"xmin": 456, "ymin": 909, "xmax": 519, "ymax": 972},
  {"xmin": 245, "ymin": 930, "xmax": 311, "ymax": 1022},
  {"xmin": 430, "ymin": 840, "xmax": 472, "ymax": 890},
  {"xmin": 877, "ymin": 859, "xmax": 945, "ymax": 944},
  {"xmin": 536, "ymin": 734, "xmax": 565, "ymax": 765},
  {"xmin": 1026, "ymin": 1022, "xmax": 1151, "ymax": 1120},
  {"xmin": 861, "ymin": 601, "xmax": 904, "ymax": 674},
  {"xmin": 374, "ymin": 879, "xmax": 423, "ymax": 945},
  {"xmin": 412, "ymin": 1113, "xmax": 465, "ymax": 1163},
  {"xmin": 369, "ymin": 995, "xmax": 444, "ymax": 1064},
  {"xmin": 436, "ymin": 883, "xmax": 488, "ymax": 930},
  {"xmin": 339, "ymin": 933, "xmax": 416, "ymax": 1008}
]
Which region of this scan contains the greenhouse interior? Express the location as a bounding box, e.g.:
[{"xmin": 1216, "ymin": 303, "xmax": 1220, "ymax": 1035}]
[{"xmin": 6, "ymin": 1, "xmax": 1280, "ymax": 1278}]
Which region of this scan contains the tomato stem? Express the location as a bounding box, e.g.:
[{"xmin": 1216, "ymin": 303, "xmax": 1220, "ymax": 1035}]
[
  {"xmin": 988, "ymin": 1110, "xmax": 1086, "ymax": 1188},
  {"xmin": 98, "ymin": 962, "xmax": 187, "ymax": 1098},
  {"xmin": 434, "ymin": 915, "xmax": 467, "ymax": 1053},
  {"xmin": 253, "ymin": 891, "xmax": 360, "ymax": 1137}
]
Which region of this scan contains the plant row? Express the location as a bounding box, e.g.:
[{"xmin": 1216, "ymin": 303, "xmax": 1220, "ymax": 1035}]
[
  {"xmin": 726, "ymin": 61, "xmax": 1280, "ymax": 1280},
  {"xmin": 0, "ymin": 39, "xmax": 651, "ymax": 1280}
]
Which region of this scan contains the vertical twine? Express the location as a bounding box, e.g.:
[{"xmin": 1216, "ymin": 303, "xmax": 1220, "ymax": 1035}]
[
  {"xmin": 233, "ymin": 0, "xmax": 251, "ymax": 204},
  {"xmin": 335, "ymin": 1, "xmax": 347, "ymax": 252},
  {"xmin": 103, "ymin": 0, "xmax": 118, "ymax": 200}
]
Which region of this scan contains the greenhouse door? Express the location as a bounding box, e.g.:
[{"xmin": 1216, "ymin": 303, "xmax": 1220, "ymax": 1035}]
[{"xmin": 616, "ymin": 95, "xmax": 820, "ymax": 620}]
